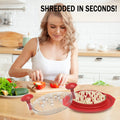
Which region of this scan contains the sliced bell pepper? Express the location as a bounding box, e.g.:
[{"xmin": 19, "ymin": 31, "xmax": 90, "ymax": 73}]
[
  {"xmin": 33, "ymin": 81, "xmax": 46, "ymax": 90},
  {"xmin": 15, "ymin": 86, "xmax": 18, "ymax": 88},
  {"xmin": 50, "ymin": 83, "xmax": 59, "ymax": 88}
]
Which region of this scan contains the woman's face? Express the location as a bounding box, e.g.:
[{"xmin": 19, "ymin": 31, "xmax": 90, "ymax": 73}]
[{"xmin": 47, "ymin": 14, "xmax": 66, "ymax": 42}]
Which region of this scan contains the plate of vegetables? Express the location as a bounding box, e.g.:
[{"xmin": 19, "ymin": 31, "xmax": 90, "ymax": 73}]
[{"xmin": 0, "ymin": 77, "xmax": 29, "ymax": 98}]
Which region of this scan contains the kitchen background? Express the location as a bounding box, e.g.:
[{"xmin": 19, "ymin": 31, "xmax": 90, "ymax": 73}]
[
  {"xmin": 0, "ymin": 0, "xmax": 120, "ymax": 85},
  {"xmin": 0, "ymin": 0, "xmax": 120, "ymax": 49}
]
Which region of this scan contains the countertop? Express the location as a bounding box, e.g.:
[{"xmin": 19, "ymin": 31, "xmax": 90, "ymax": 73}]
[
  {"xmin": 0, "ymin": 47, "xmax": 120, "ymax": 57},
  {"xmin": 0, "ymin": 47, "xmax": 22, "ymax": 55},
  {"xmin": 78, "ymin": 49, "xmax": 120, "ymax": 57},
  {"xmin": 0, "ymin": 81, "xmax": 120, "ymax": 120}
]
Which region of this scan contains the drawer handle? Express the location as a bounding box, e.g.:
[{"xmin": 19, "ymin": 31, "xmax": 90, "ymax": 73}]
[
  {"xmin": 113, "ymin": 76, "xmax": 120, "ymax": 80},
  {"xmin": 95, "ymin": 57, "xmax": 103, "ymax": 61},
  {"xmin": 78, "ymin": 75, "xmax": 84, "ymax": 78}
]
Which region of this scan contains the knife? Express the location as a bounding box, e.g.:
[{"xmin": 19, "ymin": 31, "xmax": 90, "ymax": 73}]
[
  {"xmin": 29, "ymin": 77, "xmax": 56, "ymax": 83},
  {"xmin": 44, "ymin": 79, "xmax": 57, "ymax": 84},
  {"xmin": 44, "ymin": 79, "xmax": 69, "ymax": 87}
]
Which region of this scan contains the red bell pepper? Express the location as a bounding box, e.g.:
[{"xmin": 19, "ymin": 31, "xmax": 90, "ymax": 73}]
[
  {"xmin": 6, "ymin": 78, "xmax": 12, "ymax": 83},
  {"xmin": 50, "ymin": 83, "xmax": 59, "ymax": 88},
  {"xmin": 33, "ymin": 81, "xmax": 46, "ymax": 90},
  {"xmin": 15, "ymin": 86, "xmax": 18, "ymax": 88}
]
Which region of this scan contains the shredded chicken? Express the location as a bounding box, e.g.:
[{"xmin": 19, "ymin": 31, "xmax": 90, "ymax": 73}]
[{"xmin": 74, "ymin": 90, "xmax": 106, "ymax": 104}]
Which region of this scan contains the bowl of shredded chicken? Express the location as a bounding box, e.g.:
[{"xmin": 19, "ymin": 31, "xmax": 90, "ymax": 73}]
[{"xmin": 73, "ymin": 90, "xmax": 106, "ymax": 106}]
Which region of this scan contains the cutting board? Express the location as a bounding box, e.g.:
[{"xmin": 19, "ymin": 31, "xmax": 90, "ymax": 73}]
[
  {"xmin": 27, "ymin": 82, "xmax": 67, "ymax": 93},
  {"xmin": 0, "ymin": 31, "xmax": 23, "ymax": 48}
]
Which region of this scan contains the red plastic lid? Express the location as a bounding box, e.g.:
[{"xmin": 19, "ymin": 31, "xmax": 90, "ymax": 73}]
[
  {"xmin": 69, "ymin": 91, "xmax": 115, "ymax": 113},
  {"xmin": 21, "ymin": 94, "xmax": 33, "ymax": 101},
  {"xmin": 66, "ymin": 83, "xmax": 77, "ymax": 90}
]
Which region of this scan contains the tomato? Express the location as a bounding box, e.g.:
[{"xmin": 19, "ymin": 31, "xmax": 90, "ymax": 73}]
[
  {"xmin": 6, "ymin": 78, "xmax": 12, "ymax": 83},
  {"xmin": 33, "ymin": 82, "xmax": 46, "ymax": 90},
  {"xmin": 50, "ymin": 83, "xmax": 59, "ymax": 88}
]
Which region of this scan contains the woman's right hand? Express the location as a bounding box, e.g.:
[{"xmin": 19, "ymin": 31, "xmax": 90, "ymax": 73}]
[{"xmin": 28, "ymin": 70, "xmax": 43, "ymax": 81}]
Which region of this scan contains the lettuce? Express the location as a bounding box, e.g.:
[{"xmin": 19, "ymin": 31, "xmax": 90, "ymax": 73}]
[
  {"xmin": 92, "ymin": 80, "xmax": 109, "ymax": 86},
  {"xmin": 0, "ymin": 77, "xmax": 16, "ymax": 96}
]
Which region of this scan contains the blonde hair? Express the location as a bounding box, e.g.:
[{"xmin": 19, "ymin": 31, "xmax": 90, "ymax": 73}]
[{"xmin": 39, "ymin": 3, "xmax": 76, "ymax": 53}]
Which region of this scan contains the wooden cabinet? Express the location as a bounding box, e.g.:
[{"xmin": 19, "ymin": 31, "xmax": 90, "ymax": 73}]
[{"xmin": 78, "ymin": 56, "xmax": 120, "ymax": 86}]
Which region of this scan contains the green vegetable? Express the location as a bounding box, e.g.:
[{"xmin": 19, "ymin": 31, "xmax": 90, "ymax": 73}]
[
  {"xmin": 11, "ymin": 88, "xmax": 15, "ymax": 95},
  {"xmin": 14, "ymin": 88, "xmax": 29, "ymax": 96},
  {"xmin": 92, "ymin": 80, "xmax": 109, "ymax": 86},
  {"xmin": 0, "ymin": 77, "xmax": 16, "ymax": 96}
]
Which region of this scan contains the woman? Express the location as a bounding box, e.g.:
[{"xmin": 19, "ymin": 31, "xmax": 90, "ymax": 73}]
[{"xmin": 9, "ymin": 3, "xmax": 78, "ymax": 86}]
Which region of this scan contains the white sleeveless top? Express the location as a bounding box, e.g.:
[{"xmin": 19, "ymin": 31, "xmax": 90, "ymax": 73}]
[{"xmin": 31, "ymin": 38, "xmax": 71, "ymax": 81}]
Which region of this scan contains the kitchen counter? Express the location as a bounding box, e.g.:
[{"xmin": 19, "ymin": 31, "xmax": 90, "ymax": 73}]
[
  {"xmin": 0, "ymin": 47, "xmax": 22, "ymax": 55},
  {"xmin": 0, "ymin": 81, "xmax": 120, "ymax": 120},
  {"xmin": 78, "ymin": 49, "xmax": 120, "ymax": 57},
  {"xmin": 0, "ymin": 47, "xmax": 120, "ymax": 57}
]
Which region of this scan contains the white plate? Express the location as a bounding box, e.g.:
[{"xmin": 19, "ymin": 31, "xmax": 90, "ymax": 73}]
[{"xmin": 0, "ymin": 94, "xmax": 27, "ymax": 98}]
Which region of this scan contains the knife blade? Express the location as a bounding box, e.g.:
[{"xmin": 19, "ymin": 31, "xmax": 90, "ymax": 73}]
[
  {"xmin": 29, "ymin": 77, "xmax": 56, "ymax": 83},
  {"xmin": 44, "ymin": 79, "xmax": 57, "ymax": 84}
]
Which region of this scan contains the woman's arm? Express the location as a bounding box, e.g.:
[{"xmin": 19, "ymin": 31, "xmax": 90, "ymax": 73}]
[
  {"xmin": 67, "ymin": 42, "xmax": 79, "ymax": 83},
  {"xmin": 9, "ymin": 38, "xmax": 36, "ymax": 78}
]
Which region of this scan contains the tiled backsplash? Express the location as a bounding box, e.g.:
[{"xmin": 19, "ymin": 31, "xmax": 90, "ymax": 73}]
[{"xmin": 74, "ymin": 22, "xmax": 120, "ymax": 50}]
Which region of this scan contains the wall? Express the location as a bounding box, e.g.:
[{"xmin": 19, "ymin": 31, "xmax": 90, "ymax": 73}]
[
  {"xmin": 75, "ymin": 22, "xmax": 120, "ymax": 49},
  {"xmin": 0, "ymin": 0, "xmax": 120, "ymax": 50},
  {"xmin": 0, "ymin": 0, "xmax": 41, "ymax": 37}
]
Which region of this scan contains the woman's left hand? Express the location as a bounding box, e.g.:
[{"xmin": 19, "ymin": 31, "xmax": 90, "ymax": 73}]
[{"xmin": 54, "ymin": 73, "xmax": 68, "ymax": 87}]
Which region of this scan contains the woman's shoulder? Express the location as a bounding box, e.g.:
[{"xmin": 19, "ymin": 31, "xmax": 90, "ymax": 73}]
[
  {"xmin": 26, "ymin": 37, "xmax": 38, "ymax": 48},
  {"xmin": 28, "ymin": 37, "xmax": 37, "ymax": 45},
  {"xmin": 23, "ymin": 37, "xmax": 38, "ymax": 57}
]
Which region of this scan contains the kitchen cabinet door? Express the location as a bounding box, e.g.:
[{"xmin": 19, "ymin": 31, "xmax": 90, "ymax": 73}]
[
  {"xmin": 100, "ymin": 73, "xmax": 120, "ymax": 86},
  {"xmin": 78, "ymin": 56, "xmax": 120, "ymax": 73},
  {"xmin": 0, "ymin": 54, "xmax": 12, "ymax": 77},
  {"xmin": 78, "ymin": 73, "xmax": 99, "ymax": 85},
  {"xmin": 78, "ymin": 56, "xmax": 120, "ymax": 86}
]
